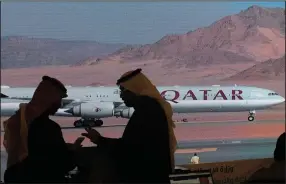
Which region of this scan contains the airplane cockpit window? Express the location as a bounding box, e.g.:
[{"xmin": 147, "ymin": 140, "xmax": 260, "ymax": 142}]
[{"xmin": 268, "ymin": 92, "xmax": 279, "ymax": 96}]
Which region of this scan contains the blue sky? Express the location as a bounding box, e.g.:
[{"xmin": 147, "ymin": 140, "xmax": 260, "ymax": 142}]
[{"xmin": 1, "ymin": 2, "xmax": 285, "ymax": 44}]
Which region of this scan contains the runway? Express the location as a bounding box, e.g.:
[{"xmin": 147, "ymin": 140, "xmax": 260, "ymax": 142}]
[
  {"xmin": 1, "ymin": 118, "xmax": 285, "ymax": 132},
  {"xmin": 175, "ymin": 138, "xmax": 276, "ymax": 165},
  {"xmin": 0, "ymin": 137, "xmax": 277, "ymax": 181},
  {"xmin": 56, "ymin": 118, "xmax": 286, "ymax": 130},
  {"xmin": 176, "ymin": 119, "xmax": 284, "ymax": 126}
]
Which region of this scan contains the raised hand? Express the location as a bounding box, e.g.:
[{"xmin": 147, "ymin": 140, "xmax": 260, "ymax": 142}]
[{"xmin": 81, "ymin": 127, "xmax": 102, "ymax": 144}]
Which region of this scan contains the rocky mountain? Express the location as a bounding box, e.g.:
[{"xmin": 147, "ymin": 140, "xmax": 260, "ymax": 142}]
[
  {"xmin": 1, "ymin": 36, "xmax": 126, "ymax": 69},
  {"xmin": 223, "ymin": 55, "xmax": 285, "ymax": 80},
  {"xmin": 87, "ymin": 5, "xmax": 285, "ymax": 68}
]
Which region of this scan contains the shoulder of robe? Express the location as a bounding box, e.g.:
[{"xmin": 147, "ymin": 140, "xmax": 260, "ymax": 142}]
[
  {"xmin": 29, "ymin": 117, "xmax": 61, "ymax": 130},
  {"xmin": 137, "ymin": 96, "xmax": 165, "ymax": 117},
  {"xmin": 4, "ymin": 114, "xmax": 20, "ymax": 129}
]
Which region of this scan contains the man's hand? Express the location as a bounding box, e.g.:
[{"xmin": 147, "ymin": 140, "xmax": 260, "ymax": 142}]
[
  {"xmin": 81, "ymin": 127, "xmax": 102, "ymax": 144},
  {"xmin": 74, "ymin": 137, "xmax": 85, "ymax": 146},
  {"xmin": 67, "ymin": 137, "xmax": 85, "ymax": 151}
]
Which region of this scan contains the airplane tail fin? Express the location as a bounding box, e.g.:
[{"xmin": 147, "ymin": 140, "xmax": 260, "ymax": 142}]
[{"xmin": 1, "ymin": 93, "xmax": 9, "ymax": 98}]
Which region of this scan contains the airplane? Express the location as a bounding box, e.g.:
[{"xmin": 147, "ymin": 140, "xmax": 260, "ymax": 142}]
[
  {"xmin": 1, "ymin": 85, "xmax": 285, "ymax": 127},
  {"xmin": 1, "ymin": 100, "xmax": 73, "ymax": 117}
]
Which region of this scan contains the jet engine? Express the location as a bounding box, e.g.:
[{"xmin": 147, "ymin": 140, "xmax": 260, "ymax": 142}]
[
  {"xmin": 67, "ymin": 102, "xmax": 114, "ymax": 118},
  {"xmin": 118, "ymin": 108, "xmax": 135, "ymax": 119}
]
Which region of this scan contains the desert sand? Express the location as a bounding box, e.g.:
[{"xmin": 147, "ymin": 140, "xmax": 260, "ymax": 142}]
[
  {"xmin": 1, "ymin": 61, "xmax": 285, "ymax": 94},
  {"xmin": 1, "ymin": 107, "xmax": 284, "ymax": 149},
  {"xmin": 1, "ymin": 120, "xmax": 284, "ymax": 150}
]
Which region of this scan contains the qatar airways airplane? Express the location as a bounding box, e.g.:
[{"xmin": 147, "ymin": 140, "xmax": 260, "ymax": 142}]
[{"xmin": 1, "ymin": 85, "xmax": 285, "ymax": 127}]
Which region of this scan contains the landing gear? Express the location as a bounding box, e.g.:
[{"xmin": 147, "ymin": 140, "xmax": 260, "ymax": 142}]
[
  {"xmin": 94, "ymin": 119, "xmax": 103, "ymax": 127},
  {"xmin": 248, "ymin": 116, "xmax": 255, "ymax": 121},
  {"xmin": 73, "ymin": 118, "xmax": 103, "ymax": 128},
  {"xmin": 74, "ymin": 120, "xmax": 84, "ymax": 127},
  {"xmin": 248, "ymin": 110, "xmax": 256, "ymax": 122}
]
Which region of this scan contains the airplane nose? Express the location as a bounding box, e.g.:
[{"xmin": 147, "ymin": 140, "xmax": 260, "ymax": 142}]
[
  {"xmin": 271, "ymin": 96, "xmax": 285, "ymax": 106},
  {"xmin": 280, "ymin": 96, "xmax": 285, "ymax": 103}
]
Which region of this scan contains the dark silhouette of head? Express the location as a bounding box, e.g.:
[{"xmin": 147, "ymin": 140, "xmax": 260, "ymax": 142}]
[
  {"xmin": 42, "ymin": 76, "xmax": 67, "ymax": 115},
  {"xmin": 119, "ymin": 86, "xmax": 139, "ymax": 107},
  {"xmin": 274, "ymin": 132, "xmax": 285, "ymax": 162},
  {"xmin": 29, "ymin": 76, "xmax": 68, "ymax": 118},
  {"xmin": 194, "ymin": 153, "xmax": 197, "ymax": 156},
  {"xmin": 116, "ymin": 69, "xmax": 144, "ymax": 108}
]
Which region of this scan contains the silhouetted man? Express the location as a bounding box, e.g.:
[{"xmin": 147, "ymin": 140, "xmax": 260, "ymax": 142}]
[
  {"xmin": 4, "ymin": 76, "xmax": 81, "ymax": 183},
  {"xmin": 82, "ymin": 68, "xmax": 177, "ymax": 183}
]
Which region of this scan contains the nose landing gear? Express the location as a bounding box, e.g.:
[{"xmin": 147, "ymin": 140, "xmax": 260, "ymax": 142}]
[
  {"xmin": 248, "ymin": 110, "xmax": 256, "ymax": 122},
  {"xmin": 73, "ymin": 118, "xmax": 103, "ymax": 128}
]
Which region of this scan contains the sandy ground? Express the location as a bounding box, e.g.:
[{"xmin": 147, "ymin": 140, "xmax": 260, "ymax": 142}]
[
  {"xmin": 1, "ymin": 121, "xmax": 284, "ymax": 150},
  {"xmin": 1, "ymin": 105, "xmax": 283, "ymax": 127},
  {"xmin": 1, "ymin": 107, "xmax": 284, "ymax": 149},
  {"xmin": 56, "ymin": 122, "xmax": 284, "ymax": 146},
  {"xmin": 1, "ymin": 62, "xmax": 285, "ymax": 94},
  {"xmin": 1, "ymin": 62, "xmax": 254, "ymax": 86}
]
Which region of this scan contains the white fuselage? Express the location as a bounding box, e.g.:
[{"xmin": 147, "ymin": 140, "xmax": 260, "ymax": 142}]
[{"xmin": 1, "ymin": 85, "xmax": 285, "ymax": 118}]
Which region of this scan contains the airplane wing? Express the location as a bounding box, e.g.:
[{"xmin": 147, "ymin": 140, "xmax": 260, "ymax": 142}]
[
  {"xmin": 1, "ymin": 93, "xmax": 9, "ymax": 98},
  {"xmin": 1, "ymin": 87, "xmax": 126, "ymax": 118},
  {"xmin": 1, "ymin": 91, "xmax": 124, "ymax": 110},
  {"xmin": 2, "ymin": 95, "xmax": 75, "ymax": 107},
  {"xmin": 1, "ymin": 93, "xmax": 79, "ymax": 109}
]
